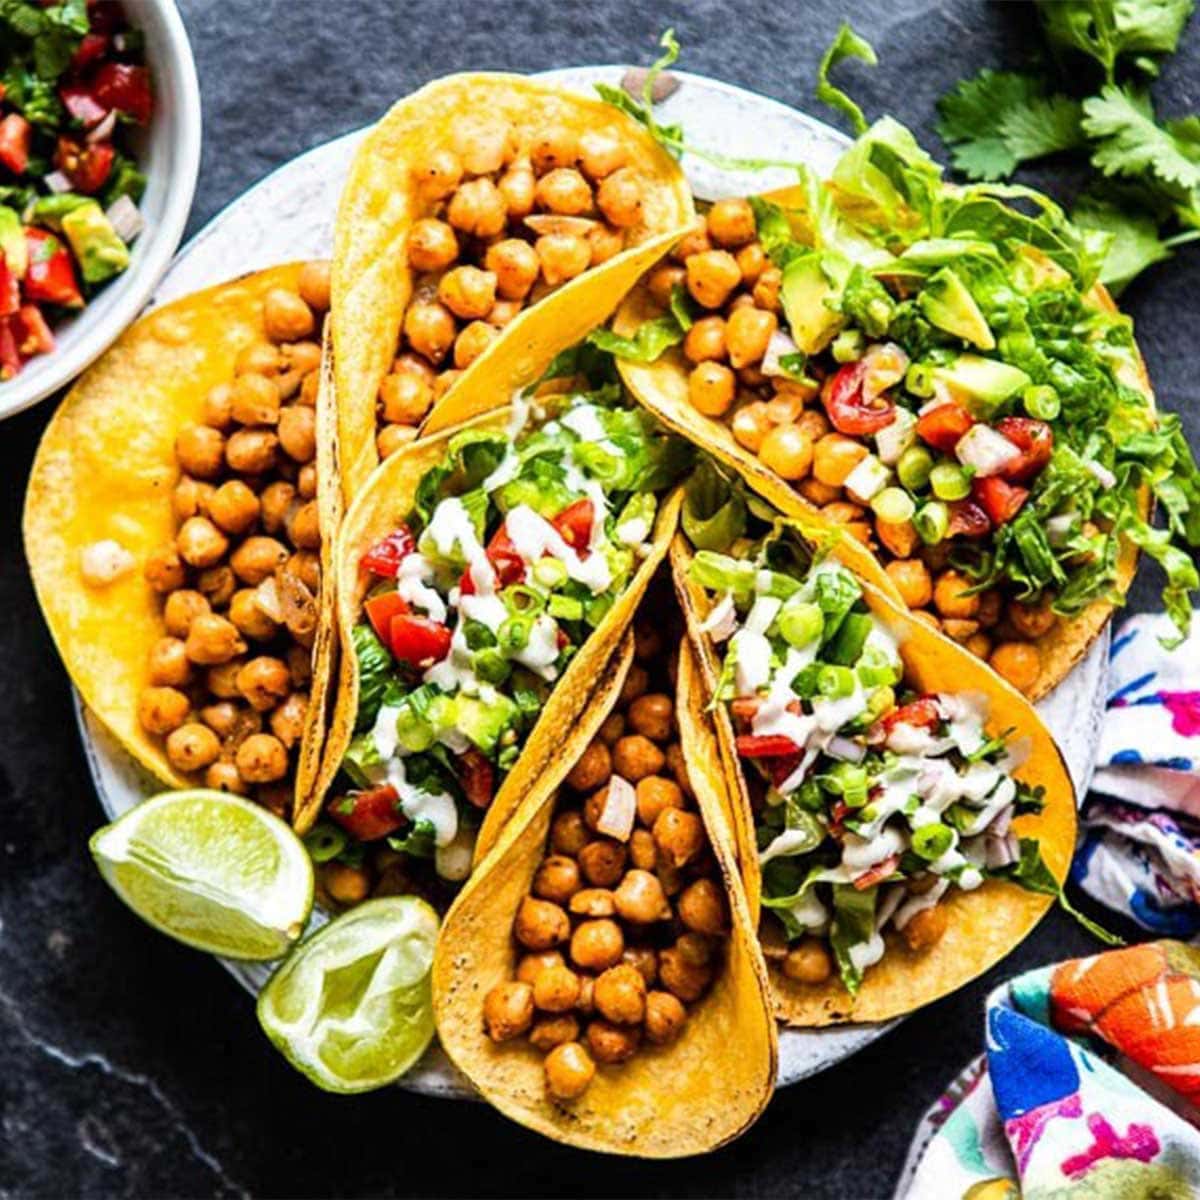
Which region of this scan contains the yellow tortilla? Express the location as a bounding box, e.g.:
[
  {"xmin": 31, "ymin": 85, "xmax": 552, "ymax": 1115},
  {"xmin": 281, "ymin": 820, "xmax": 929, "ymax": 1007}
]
[
  {"xmin": 331, "ymin": 72, "xmax": 694, "ymax": 499},
  {"xmin": 321, "ymin": 400, "xmax": 685, "ymax": 868},
  {"xmin": 24, "ymin": 265, "xmax": 336, "ymax": 819},
  {"xmin": 670, "ymin": 534, "xmax": 1077, "ymax": 1026},
  {"xmin": 432, "ymin": 631, "xmax": 777, "ymax": 1157},
  {"xmin": 615, "ymin": 186, "xmax": 1154, "ymax": 701}
]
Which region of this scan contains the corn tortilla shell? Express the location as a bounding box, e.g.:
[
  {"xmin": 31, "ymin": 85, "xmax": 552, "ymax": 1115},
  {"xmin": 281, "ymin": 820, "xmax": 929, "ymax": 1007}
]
[{"xmin": 331, "ymin": 73, "xmax": 694, "ymax": 500}]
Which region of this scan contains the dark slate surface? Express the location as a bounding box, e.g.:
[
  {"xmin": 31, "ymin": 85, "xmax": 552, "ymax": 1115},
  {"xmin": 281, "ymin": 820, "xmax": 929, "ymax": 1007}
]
[{"xmin": 2, "ymin": 1, "xmax": 1196, "ymax": 1196}]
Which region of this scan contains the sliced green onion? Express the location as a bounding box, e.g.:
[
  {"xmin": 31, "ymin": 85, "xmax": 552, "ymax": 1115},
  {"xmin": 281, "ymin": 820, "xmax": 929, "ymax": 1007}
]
[
  {"xmin": 912, "ymin": 823, "xmax": 954, "ymax": 861},
  {"xmin": 779, "ymin": 598, "xmax": 824, "ymax": 649},
  {"xmin": 303, "ymin": 822, "xmax": 346, "ymax": 863},
  {"xmin": 820, "ymin": 761, "xmax": 869, "ymax": 807},
  {"xmin": 548, "ymin": 594, "xmax": 583, "ymax": 621},
  {"xmin": 914, "ymin": 500, "xmax": 950, "ymax": 545},
  {"xmin": 689, "ymin": 550, "xmax": 757, "ymax": 598},
  {"xmin": 871, "ymin": 486, "xmax": 916, "ymax": 524},
  {"xmin": 904, "ymin": 362, "xmax": 937, "ymax": 398},
  {"xmin": 755, "ymin": 569, "xmax": 802, "ymax": 600},
  {"xmin": 866, "ymin": 685, "xmax": 896, "ymax": 721},
  {"xmin": 857, "ymin": 663, "xmax": 894, "ymax": 688},
  {"xmin": 930, "ymin": 462, "xmax": 971, "ymax": 501},
  {"xmin": 1022, "ymin": 384, "xmax": 1060, "ymax": 421},
  {"xmin": 474, "ymin": 648, "xmax": 511, "ymax": 685},
  {"xmin": 533, "ymin": 557, "xmax": 568, "ymax": 589},
  {"xmin": 502, "ymin": 585, "xmax": 545, "ymax": 615},
  {"xmin": 498, "ymin": 615, "xmax": 532, "ymax": 653},
  {"xmin": 897, "ymin": 445, "xmax": 934, "ymax": 492},
  {"xmin": 832, "ymin": 329, "xmax": 866, "ymax": 363},
  {"xmin": 583, "ymin": 592, "xmax": 615, "ymax": 628},
  {"xmin": 817, "ymin": 664, "xmax": 856, "ymax": 698}
]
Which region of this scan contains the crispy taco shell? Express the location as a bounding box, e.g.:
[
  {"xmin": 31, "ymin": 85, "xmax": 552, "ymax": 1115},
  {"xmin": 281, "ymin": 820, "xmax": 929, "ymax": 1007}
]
[
  {"xmin": 331, "ymin": 72, "xmax": 694, "ymax": 498},
  {"xmin": 322, "ymin": 401, "xmax": 684, "ymax": 866},
  {"xmin": 670, "ymin": 534, "xmax": 1077, "ymax": 1026},
  {"xmin": 432, "ymin": 630, "xmax": 777, "ymax": 1156},
  {"xmin": 615, "ymin": 185, "xmax": 1153, "ymax": 701},
  {"xmin": 25, "ymin": 265, "xmax": 338, "ymax": 820}
]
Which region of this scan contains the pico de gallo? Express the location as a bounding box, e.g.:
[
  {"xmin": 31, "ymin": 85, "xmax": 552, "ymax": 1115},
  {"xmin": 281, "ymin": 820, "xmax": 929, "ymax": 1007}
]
[
  {"xmin": 679, "ymin": 474, "xmax": 1056, "ymax": 995},
  {"xmin": 618, "ymin": 116, "xmax": 1200, "ymax": 696},
  {"xmin": 1, "ymin": 0, "xmax": 152, "ymax": 379},
  {"xmin": 307, "ymin": 386, "xmax": 690, "ymax": 909}
]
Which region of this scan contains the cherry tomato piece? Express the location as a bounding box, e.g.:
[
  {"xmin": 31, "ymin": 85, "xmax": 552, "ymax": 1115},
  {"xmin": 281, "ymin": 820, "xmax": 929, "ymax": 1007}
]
[
  {"xmin": 947, "ymin": 499, "xmax": 992, "ymax": 539},
  {"xmin": 14, "ymin": 305, "xmax": 54, "ymax": 357},
  {"xmin": 877, "ymin": 695, "xmax": 941, "ymax": 736},
  {"xmin": 0, "ymin": 113, "xmax": 31, "ymax": 175},
  {"xmin": 916, "ymin": 402, "xmax": 974, "ymax": 453},
  {"xmin": 551, "ymin": 498, "xmax": 595, "ymax": 552},
  {"xmin": 821, "ymin": 360, "xmax": 897, "ymax": 436},
  {"xmin": 360, "ymin": 526, "xmax": 416, "ymax": 577},
  {"xmin": 92, "ymin": 63, "xmax": 152, "ymax": 123},
  {"xmin": 995, "ymin": 417, "xmax": 1053, "ymax": 484},
  {"xmin": 0, "ymin": 257, "xmax": 18, "ymax": 317},
  {"xmin": 459, "ymin": 748, "xmax": 494, "ymax": 809},
  {"xmin": 853, "ymin": 853, "xmax": 901, "ymax": 891},
  {"xmin": 972, "ymin": 475, "xmax": 1029, "ymax": 526},
  {"xmin": 23, "ymin": 229, "xmax": 83, "ymax": 308},
  {"xmin": 328, "ymin": 785, "xmax": 404, "ymax": 841},
  {"xmin": 59, "ymin": 83, "xmax": 108, "ymax": 127},
  {"xmin": 71, "ymin": 33, "xmax": 109, "ymax": 71},
  {"xmin": 55, "ymin": 135, "xmax": 114, "ymax": 194},
  {"xmin": 388, "ymin": 613, "xmax": 452, "ymax": 667},
  {"xmin": 735, "ymin": 733, "xmax": 803, "ymax": 758},
  {"xmin": 364, "ymin": 592, "xmax": 409, "ymax": 645},
  {"xmin": 0, "ymin": 318, "xmax": 19, "ymax": 380}
]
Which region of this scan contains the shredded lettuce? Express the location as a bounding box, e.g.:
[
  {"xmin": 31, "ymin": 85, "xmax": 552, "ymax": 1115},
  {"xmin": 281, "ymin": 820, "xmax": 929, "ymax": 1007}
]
[{"xmin": 815, "ymin": 22, "xmax": 877, "ymax": 137}]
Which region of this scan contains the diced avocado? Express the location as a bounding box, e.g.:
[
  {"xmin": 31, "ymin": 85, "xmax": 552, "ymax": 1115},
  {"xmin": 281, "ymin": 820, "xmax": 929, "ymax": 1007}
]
[
  {"xmin": 781, "ymin": 251, "xmax": 849, "ymax": 354},
  {"xmin": 931, "ymin": 353, "xmax": 1031, "ymax": 420},
  {"xmin": 0, "ymin": 206, "xmax": 26, "ymax": 279},
  {"xmin": 31, "ymin": 193, "xmax": 92, "ymax": 230},
  {"xmin": 60, "ymin": 200, "xmax": 130, "ymax": 285},
  {"xmin": 452, "ymin": 693, "xmax": 518, "ymax": 755},
  {"xmin": 917, "ymin": 267, "xmax": 995, "ymax": 351}
]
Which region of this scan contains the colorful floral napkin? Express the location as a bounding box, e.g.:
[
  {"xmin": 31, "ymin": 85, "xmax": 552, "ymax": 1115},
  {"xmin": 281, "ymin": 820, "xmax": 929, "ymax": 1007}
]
[{"xmin": 895, "ymin": 942, "xmax": 1200, "ymax": 1199}]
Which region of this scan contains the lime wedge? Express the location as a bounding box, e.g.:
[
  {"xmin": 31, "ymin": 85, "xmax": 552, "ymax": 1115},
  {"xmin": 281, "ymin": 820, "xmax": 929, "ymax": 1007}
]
[
  {"xmin": 90, "ymin": 789, "xmax": 314, "ymax": 961},
  {"xmin": 257, "ymin": 896, "xmax": 439, "ymax": 1093}
]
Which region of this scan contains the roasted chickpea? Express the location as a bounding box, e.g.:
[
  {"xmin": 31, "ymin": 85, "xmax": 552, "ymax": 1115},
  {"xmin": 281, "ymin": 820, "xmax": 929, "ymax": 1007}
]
[
  {"xmin": 438, "ymin": 265, "xmax": 497, "ymax": 321},
  {"xmin": 286, "ymin": 500, "xmax": 321, "ymax": 551},
  {"xmin": 682, "ymin": 315, "xmax": 727, "ymax": 364},
  {"xmin": 496, "ymin": 157, "xmax": 535, "ymax": 218},
  {"xmin": 235, "ymin": 656, "xmax": 291, "ymax": 712},
  {"xmin": 208, "ymin": 481, "xmax": 260, "ymax": 536},
  {"xmin": 414, "ymin": 147, "xmax": 462, "ymax": 199},
  {"xmin": 530, "ymin": 124, "xmax": 579, "ymax": 172},
  {"xmin": 533, "ymin": 855, "xmax": 582, "ymax": 906},
  {"xmin": 875, "ymin": 518, "xmax": 919, "ymax": 561},
  {"xmin": 263, "ymin": 288, "xmax": 314, "ymax": 342},
  {"xmin": 138, "ymin": 686, "xmax": 190, "ymax": 735},
  {"xmin": 172, "ymin": 476, "xmax": 213, "ymax": 523},
  {"xmin": 550, "ymin": 809, "xmax": 590, "ymax": 857},
  {"xmin": 165, "ymin": 722, "xmax": 220, "ymax": 773},
  {"xmin": 587, "ymin": 223, "xmax": 624, "ymax": 266},
  {"xmin": 578, "ymin": 839, "xmax": 626, "ymax": 888},
  {"xmin": 403, "ymin": 300, "xmax": 457, "ymax": 364},
  {"xmin": 269, "ymin": 692, "xmax": 308, "ymax": 749},
  {"xmin": 376, "ymin": 424, "xmax": 417, "ymax": 459},
  {"xmin": 585, "ymin": 1019, "xmax": 640, "ymax": 1065},
  {"xmin": 685, "ymin": 249, "xmax": 741, "ymax": 309},
  {"xmin": 257, "ymin": 481, "xmax": 294, "ymax": 536},
  {"xmin": 653, "ymin": 808, "xmax": 704, "ymax": 868},
  {"xmin": 782, "ymin": 938, "xmax": 833, "ymax": 984},
  {"xmin": 163, "ymin": 589, "xmax": 209, "ymax": 638},
  {"xmin": 566, "ymin": 741, "xmax": 611, "ymax": 794},
  {"xmin": 284, "ymin": 340, "xmax": 322, "ymax": 378},
  {"xmin": 620, "ymin": 663, "xmax": 648, "ymax": 705},
  {"xmin": 231, "ymin": 536, "xmax": 288, "ymax": 585},
  {"xmin": 659, "ymin": 944, "xmax": 713, "ymax": 1002},
  {"xmin": 612, "ymin": 869, "xmax": 669, "ymax": 924},
  {"xmin": 202, "ymin": 382, "xmax": 234, "ymax": 429},
  {"xmin": 544, "ymin": 1041, "xmax": 595, "ymax": 1100},
  {"xmin": 569, "ymin": 887, "xmax": 616, "ymax": 917},
  {"xmin": 678, "ymin": 878, "xmax": 726, "ymax": 935},
  {"xmin": 407, "ymin": 218, "xmax": 459, "ymax": 273},
  {"xmin": 964, "ymin": 631, "xmax": 992, "ymax": 660},
  {"xmin": 535, "ymin": 167, "xmax": 593, "ymax": 216},
  {"xmin": 593, "ymin": 963, "xmax": 646, "ymax": 1026},
  {"xmin": 185, "ymin": 613, "xmax": 246, "ymax": 666},
  {"xmin": 597, "ymin": 713, "xmax": 625, "ymax": 748},
  {"xmin": 175, "ymin": 423, "xmax": 225, "ymax": 478},
  {"xmin": 974, "ymin": 589, "xmax": 1002, "ymax": 629},
  {"xmin": 285, "ymin": 644, "xmax": 311, "ymax": 689},
  {"xmin": 663, "ymin": 743, "xmax": 692, "ymax": 798},
  {"xmin": 453, "ymin": 320, "xmax": 497, "ymax": 369},
  {"xmin": 886, "ymin": 559, "xmax": 933, "ymax": 609},
  {"xmin": 730, "ymin": 401, "xmax": 770, "ymax": 453},
  {"xmin": 812, "ymin": 433, "xmax": 868, "ymax": 488},
  {"xmin": 626, "ymin": 693, "xmax": 673, "ymax": 742},
  {"xmin": 706, "ymin": 197, "xmax": 756, "ymax": 247},
  {"xmin": 1010, "ymin": 598, "xmax": 1057, "ymax": 639},
  {"xmin": 446, "ymin": 177, "xmax": 508, "ymax": 239},
  {"xmin": 204, "ymin": 760, "xmax": 246, "ymax": 795},
  {"xmin": 622, "ymin": 945, "xmax": 658, "ymax": 986},
  {"xmin": 900, "ymin": 903, "xmax": 949, "ymax": 952},
  {"xmin": 176, "ymin": 517, "xmax": 228, "ymax": 569},
  {"xmin": 515, "ymin": 896, "xmax": 570, "ymax": 950},
  {"xmin": 736, "ymin": 241, "xmax": 767, "ymax": 285},
  {"xmin": 751, "ymin": 264, "xmax": 782, "ymax": 311},
  {"xmin": 323, "ymin": 862, "xmax": 369, "ymax": 906},
  {"xmin": 235, "ymin": 732, "xmax": 288, "ymax": 783},
  {"xmin": 515, "ymin": 950, "xmax": 565, "ymax": 985},
  {"xmin": 298, "ymin": 261, "xmax": 331, "ymax": 311},
  {"xmin": 644, "ymin": 991, "xmax": 687, "ymax": 1045},
  {"xmin": 933, "ymin": 569, "xmax": 980, "ymax": 619},
  {"xmin": 760, "ymin": 424, "xmax": 814, "ymax": 483},
  {"xmin": 235, "ymin": 342, "xmax": 281, "ymax": 378},
  {"xmin": 225, "ymin": 429, "xmax": 278, "ymax": 474},
  {"xmin": 278, "ymin": 405, "xmax": 317, "ymax": 464},
  {"xmin": 990, "ymin": 641, "xmax": 1041, "ymax": 693},
  {"xmin": 486, "ymin": 298, "xmax": 523, "ymax": 327},
  {"xmin": 629, "ymin": 828, "xmax": 658, "ymax": 871},
  {"xmin": 533, "ymin": 963, "xmax": 582, "ymax": 1013},
  {"xmin": 570, "ymin": 918, "xmax": 624, "ymax": 972},
  {"xmin": 144, "ymin": 544, "xmax": 187, "ymax": 593},
  {"xmin": 575, "ymin": 127, "xmax": 625, "ymax": 178},
  {"xmin": 726, "ymin": 305, "xmax": 777, "ymax": 369},
  {"xmin": 483, "ymin": 980, "xmax": 534, "ymax": 1041},
  {"xmin": 148, "ymin": 636, "xmax": 192, "ymax": 687},
  {"xmin": 530, "ymin": 1013, "xmax": 580, "ymax": 1053},
  {"xmin": 611, "ymin": 734, "xmax": 665, "ymax": 782},
  {"xmin": 634, "ymin": 776, "xmax": 684, "ymax": 827},
  {"xmin": 378, "ymin": 373, "xmax": 432, "ymax": 429},
  {"xmin": 645, "ymin": 262, "xmax": 685, "ymax": 307},
  {"xmin": 688, "ymin": 361, "xmax": 736, "ymax": 417},
  {"xmin": 595, "ymin": 166, "xmax": 643, "ymax": 228},
  {"xmin": 941, "ymin": 618, "xmax": 980, "ymax": 644},
  {"xmin": 482, "ymin": 238, "xmax": 539, "ymax": 302},
  {"xmin": 196, "ymin": 564, "xmax": 236, "ymax": 607},
  {"xmin": 535, "ymin": 233, "xmax": 590, "ymax": 286}
]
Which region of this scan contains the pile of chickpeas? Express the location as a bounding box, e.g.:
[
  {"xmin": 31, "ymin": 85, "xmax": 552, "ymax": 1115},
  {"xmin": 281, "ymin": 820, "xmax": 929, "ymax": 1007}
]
[
  {"xmin": 482, "ymin": 621, "xmax": 729, "ymax": 1102},
  {"xmin": 374, "ymin": 114, "xmax": 649, "ymax": 459},
  {"xmin": 642, "ymin": 199, "xmax": 1055, "ymax": 695},
  {"xmin": 135, "ymin": 263, "xmax": 331, "ymax": 816}
]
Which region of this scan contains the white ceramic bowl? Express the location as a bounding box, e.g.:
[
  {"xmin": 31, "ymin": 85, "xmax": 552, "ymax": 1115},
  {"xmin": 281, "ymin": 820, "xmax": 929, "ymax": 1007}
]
[{"xmin": 0, "ymin": 0, "xmax": 201, "ymax": 420}]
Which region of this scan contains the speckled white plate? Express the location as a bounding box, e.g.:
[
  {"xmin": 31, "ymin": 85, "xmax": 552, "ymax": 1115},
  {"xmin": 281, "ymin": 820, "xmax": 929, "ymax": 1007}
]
[{"xmin": 77, "ymin": 66, "xmax": 1108, "ymax": 1098}]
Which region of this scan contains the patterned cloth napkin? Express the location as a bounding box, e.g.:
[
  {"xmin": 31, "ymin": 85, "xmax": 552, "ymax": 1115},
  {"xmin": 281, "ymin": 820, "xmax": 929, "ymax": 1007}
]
[{"xmin": 895, "ymin": 942, "xmax": 1200, "ymax": 1199}]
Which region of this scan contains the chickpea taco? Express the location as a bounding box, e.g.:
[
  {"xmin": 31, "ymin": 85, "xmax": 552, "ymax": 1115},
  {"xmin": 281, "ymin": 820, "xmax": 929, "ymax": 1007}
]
[
  {"xmin": 25, "ymin": 263, "xmax": 340, "ymax": 823},
  {"xmin": 433, "ymin": 580, "xmax": 776, "ymax": 1156},
  {"xmin": 671, "ymin": 465, "xmax": 1076, "ymax": 1024},
  {"xmin": 308, "ymin": 359, "xmax": 693, "ymax": 912},
  {"xmin": 611, "ymin": 118, "xmax": 1200, "ymax": 699},
  {"xmin": 330, "ymin": 73, "xmax": 694, "ymax": 500}
]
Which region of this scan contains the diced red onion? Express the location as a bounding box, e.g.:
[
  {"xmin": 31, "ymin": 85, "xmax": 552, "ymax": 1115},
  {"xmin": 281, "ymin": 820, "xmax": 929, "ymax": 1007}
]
[
  {"xmin": 955, "ymin": 424, "xmax": 1021, "ymax": 477},
  {"xmin": 1046, "ymin": 513, "xmax": 1077, "ymax": 547},
  {"xmin": 761, "ymin": 328, "xmax": 800, "ymax": 378},
  {"xmin": 44, "ymin": 171, "xmax": 73, "ymax": 194},
  {"xmin": 698, "ymin": 592, "xmax": 737, "ymax": 643},
  {"xmin": 1085, "ymin": 459, "xmax": 1117, "ymax": 490},
  {"xmin": 984, "ymin": 832, "xmax": 1020, "ymax": 869},
  {"xmin": 988, "ymin": 805, "xmax": 1013, "ymax": 838},
  {"xmin": 861, "ymin": 342, "xmax": 909, "ymax": 403},
  {"xmin": 595, "ymin": 774, "xmax": 636, "ymax": 842},
  {"xmin": 106, "ymin": 195, "xmax": 144, "ymax": 243},
  {"xmin": 86, "ymin": 110, "xmax": 117, "ymax": 144},
  {"xmin": 827, "ymin": 735, "xmax": 866, "ymax": 763}
]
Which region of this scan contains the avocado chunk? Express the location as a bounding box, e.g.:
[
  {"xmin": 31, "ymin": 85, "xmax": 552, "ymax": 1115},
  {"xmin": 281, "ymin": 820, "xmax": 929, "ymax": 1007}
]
[
  {"xmin": 31, "ymin": 193, "xmax": 92, "ymax": 230},
  {"xmin": 931, "ymin": 353, "xmax": 1031, "ymax": 420},
  {"xmin": 917, "ymin": 267, "xmax": 995, "ymax": 351},
  {"xmin": 0, "ymin": 206, "xmax": 27, "ymax": 278},
  {"xmin": 452, "ymin": 692, "xmax": 518, "ymax": 755},
  {"xmin": 781, "ymin": 250, "xmax": 849, "ymax": 354},
  {"xmin": 60, "ymin": 200, "xmax": 130, "ymax": 285}
]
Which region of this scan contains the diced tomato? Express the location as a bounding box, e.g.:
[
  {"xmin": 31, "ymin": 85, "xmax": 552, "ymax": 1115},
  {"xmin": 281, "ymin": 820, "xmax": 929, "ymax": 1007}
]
[
  {"xmin": 0, "ymin": 319, "xmax": 19, "ymax": 380},
  {"xmin": 55, "ymin": 135, "xmax": 114, "ymax": 194},
  {"xmin": 551, "ymin": 498, "xmax": 594, "ymax": 552},
  {"xmin": 877, "ymin": 696, "xmax": 941, "ymax": 736},
  {"xmin": 14, "ymin": 305, "xmax": 54, "ymax": 357},
  {"xmin": 972, "ymin": 475, "xmax": 1029, "ymax": 526},
  {"xmin": 995, "ymin": 417, "xmax": 1053, "ymax": 484},
  {"xmin": 59, "ymin": 83, "xmax": 108, "ymax": 127},
  {"xmin": 916, "ymin": 402, "xmax": 974, "ymax": 453},
  {"xmin": 766, "ymin": 753, "xmax": 804, "ymax": 789},
  {"xmin": 23, "ymin": 229, "xmax": 83, "ymax": 308},
  {"xmin": 364, "ymin": 591, "xmax": 409, "ymax": 644},
  {"xmin": 735, "ymin": 733, "xmax": 802, "ymax": 759},
  {"xmin": 91, "ymin": 62, "xmax": 152, "ymax": 124},
  {"xmin": 947, "ymin": 499, "xmax": 992, "ymax": 539},
  {"xmin": 86, "ymin": 1, "xmax": 127, "ymax": 36},
  {"xmin": 828, "ymin": 799, "xmax": 852, "ymax": 839},
  {"xmin": 462, "ymin": 522, "xmax": 525, "ymax": 595},
  {"xmin": 360, "ymin": 526, "xmax": 416, "ymax": 578},
  {"xmin": 853, "ymin": 853, "xmax": 901, "ymax": 891},
  {"xmin": 0, "ymin": 114, "xmax": 32, "ymax": 175},
  {"xmin": 328, "ymin": 785, "xmax": 404, "ymax": 841},
  {"xmin": 0, "ymin": 257, "xmax": 18, "ymax": 317},
  {"xmin": 388, "ymin": 613, "xmax": 452, "ymax": 667},
  {"xmin": 821, "ymin": 360, "xmax": 897, "ymax": 436},
  {"xmin": 459, "ymin": 748, "xmax": 494, "ymax": 809},
  {"xmin": 71, "ymin": 32, "xmax": 109, "ymax": 71}
]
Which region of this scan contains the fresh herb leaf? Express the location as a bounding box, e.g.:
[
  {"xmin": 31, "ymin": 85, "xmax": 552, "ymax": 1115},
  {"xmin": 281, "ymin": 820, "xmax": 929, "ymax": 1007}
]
[
  {"xmin": 1083, "ymin": 84, "xmax": 1200, "ymax": 191},
  {"xmin": 587, "ymin": 315, "xmax": 685, "ymax": 363},
  {"xmin": 937, "ymin": 71, "xmax": 1044, "ymax": 180},
  {"xmin": 1036, "ymin": 0, "xmax": 1195, "ymax": 81},
  {"xmin": 1073, "ymin": 192, "xmax": 1175, "ymax": 292},
  {"xmin": 999, "ymin": 93, "xmax": 1086, "ymax": 161},
  {"xmin": 815, "ymin": 22, "xmax": 877, "ymax": 136}
]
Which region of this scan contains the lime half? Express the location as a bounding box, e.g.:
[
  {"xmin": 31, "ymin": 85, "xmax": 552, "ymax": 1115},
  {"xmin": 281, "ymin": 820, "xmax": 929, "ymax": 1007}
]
[
  {"xmin": 90, "ymin": 789, "xmax": 314, "ymax": 961},
  {"xmin": 257, "ymin": 896, "xmax": 439, "ymax": 1093}
]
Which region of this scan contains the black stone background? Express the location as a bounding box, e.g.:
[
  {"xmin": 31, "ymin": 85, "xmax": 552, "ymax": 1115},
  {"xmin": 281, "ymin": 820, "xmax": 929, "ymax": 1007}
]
[{"xmin": 2, "ymin": 1, "xmax": 1197, "ymax": 1196}]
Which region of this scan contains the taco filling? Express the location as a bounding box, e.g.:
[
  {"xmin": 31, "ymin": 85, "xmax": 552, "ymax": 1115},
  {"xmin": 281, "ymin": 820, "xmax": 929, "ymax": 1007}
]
[
  {"xmin": 616, "ymin": 118, "xmax": 1200, "ymax": 697},
  {"xmin": 313, "ymin": 388, "xmax": 690, "ymax": 907},
  {"xmin": 685, "ymin": 528, "xmax": 1058, "ymax": 997}
]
